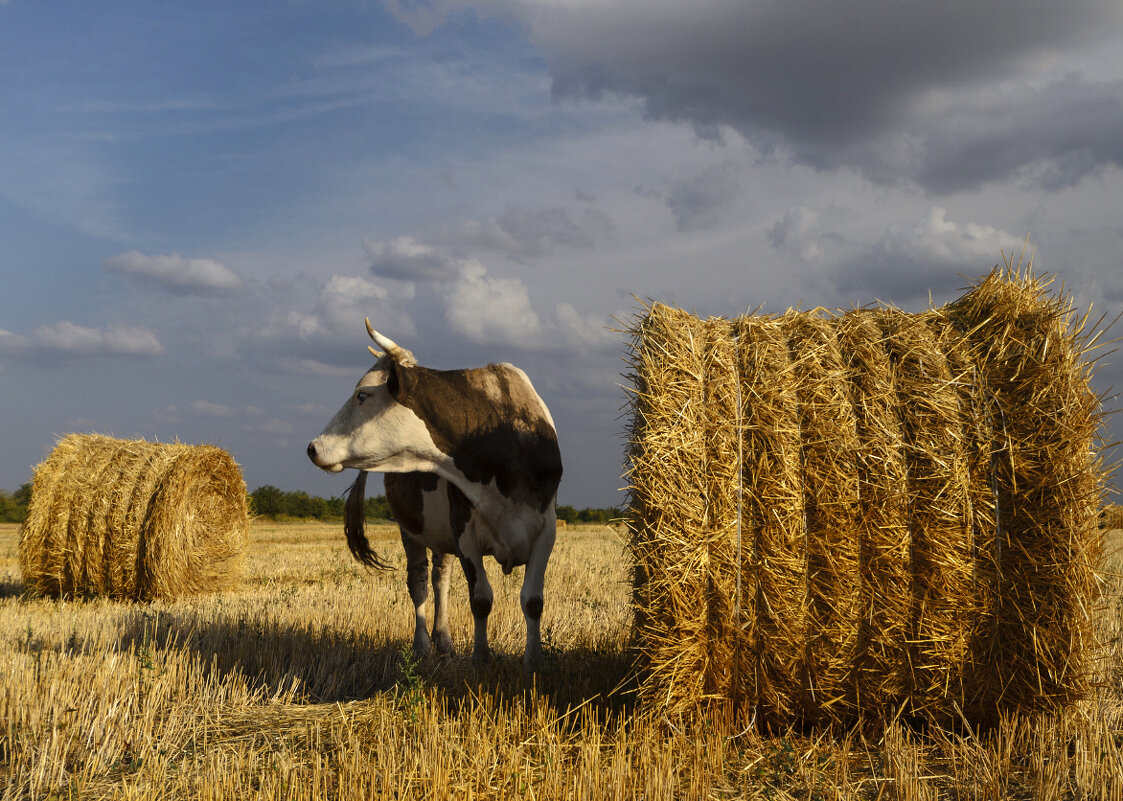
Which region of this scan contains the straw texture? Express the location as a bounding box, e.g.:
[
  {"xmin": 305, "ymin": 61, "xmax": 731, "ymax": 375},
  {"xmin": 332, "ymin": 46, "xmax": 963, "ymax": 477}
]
[
  {"xmin": 625, "ymin": 269, "xmax": 1106, "ymax": 727},
  {"xmin": 19, "ymin": 434, "xmax": 248, "ymax": 600}
]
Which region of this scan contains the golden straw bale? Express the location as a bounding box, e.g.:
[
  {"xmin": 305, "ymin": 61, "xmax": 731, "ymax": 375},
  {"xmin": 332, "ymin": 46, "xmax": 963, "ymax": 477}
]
[
  {"xmin": 946, "ymin": 272, "xmax": 1103, "ymax": 719},
  {"xmin": 625, "ymin": 305, "xmax": 714, "ymax": 709},
  {"xmin": 782, "ymin": 312, "xmax": 863, "ymax": 723},
  {"xmin": 734, "ymin": 316, "xmax": 808, "ymax": 725},
  {"xmin": 1103, "ymin": 505, "xmax": 1123, "ymax": 530},
  {"xmin": 875, "ymin": 309, "xmax": 976, "ymax": 720},
  {"xmin": 19, "ymin": 434, "xmax": 248, "ymax": 600},
  {"xmin": 834, "ymin": 311, "xmax": 911, "ymax": 718},
  {"xmin": 699, "ymin": 318, "xmax": 743, "ymax": 707},
  {"xmin": 625, "ymin": 268, "xmax": 1106, "ymax": 728}
]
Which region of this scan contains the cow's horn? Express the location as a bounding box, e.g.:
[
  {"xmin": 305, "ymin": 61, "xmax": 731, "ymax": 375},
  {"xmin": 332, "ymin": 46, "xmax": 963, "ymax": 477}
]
[{"xmin": 365, "ymin": 319, "xmax": 416, "ymax": 365}]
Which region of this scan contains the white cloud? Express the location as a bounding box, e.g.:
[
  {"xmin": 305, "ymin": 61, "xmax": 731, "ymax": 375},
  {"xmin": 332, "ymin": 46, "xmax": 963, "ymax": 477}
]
[
  {"xmin": 246, "ymin": 418, "xmax": 294, "ymax": 435},
  {"xmin": 273, "ymin": 357, "xmax": 364, "ymax": 377},
  {"xmin": 554, "ymin": 302, "xmax": 615, "ymax": 349},
  {"xmin": 188, "ymin": 399, "xmax": 236, "ymax": 417},
  {"xmin": 0, "ymin": 321, "xmax": 164, "ymax": 362},
  {"xmin": 438, "ymin": 203, "xmax": 614, "ymax": 260},
  {"xmin": 297, "ymin": 402, "xmax": 335, "ymax": 416},
  {"xmin": 364, "ymin": 236, "xmax": 459, "ymax": 281},
  {"xmin": 803, "ymin": 207, "xmax": 1029, "ymax": 304},
  {"xmin": 264, "ymin": 274, "xmax": 417, "ymax": 343},
  {"xmin": 442, "ymin": 260, "xmax": 543, "ymax": 346},
  {"xmin": 103, "ymin": 251, "xmax": 246, "ymax": 296},
  {"xmin": 891, "ymin": 207, "xmax": 1027, "ymax": 267}
]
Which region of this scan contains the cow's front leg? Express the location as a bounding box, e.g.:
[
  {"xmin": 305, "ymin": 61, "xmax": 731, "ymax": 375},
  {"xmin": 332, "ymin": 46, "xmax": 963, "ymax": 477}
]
[
  {"xmin": 430, "ymin": 551, "xmax": 455, "ymax": 656},
  {"xmin": 520, "ymin": 520, "xmax": 556, "ymax": 673},
  {"xmin": 457, "ymin": 545, "xmax": 493, "ymax": 665},
  {"xmin": 401, "ymin": 530, "xmax": 432, "ymax": 658}
]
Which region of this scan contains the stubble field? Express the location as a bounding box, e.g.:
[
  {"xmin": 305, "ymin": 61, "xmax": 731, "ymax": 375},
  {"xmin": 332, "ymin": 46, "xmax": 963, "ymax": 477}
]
[{"xmin": 2, "ymin": 519, "xmax": 1122, "ymax": 799}]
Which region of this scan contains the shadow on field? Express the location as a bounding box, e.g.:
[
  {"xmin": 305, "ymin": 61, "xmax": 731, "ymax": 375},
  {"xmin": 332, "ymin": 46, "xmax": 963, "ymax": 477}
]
[
  {"xmin": 0, "ymin": 577, "xmax": 25, "ymax": 599},
  {"xmin": 116, "ymin": 610, "xmax": 638, "ymax": 718}
]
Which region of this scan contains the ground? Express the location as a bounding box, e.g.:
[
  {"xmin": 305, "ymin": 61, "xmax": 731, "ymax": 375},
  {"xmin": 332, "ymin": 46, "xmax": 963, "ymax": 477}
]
[{"xmin": 2, "ymin": 521, "xmax": 1122, "ymax": 799}]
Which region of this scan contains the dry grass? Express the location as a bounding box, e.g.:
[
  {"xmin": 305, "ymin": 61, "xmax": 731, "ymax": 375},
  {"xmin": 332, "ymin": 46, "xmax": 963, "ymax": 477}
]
[{"xmin": 2, "ymin": 519, "xmax": 1122, "ymax": 799}]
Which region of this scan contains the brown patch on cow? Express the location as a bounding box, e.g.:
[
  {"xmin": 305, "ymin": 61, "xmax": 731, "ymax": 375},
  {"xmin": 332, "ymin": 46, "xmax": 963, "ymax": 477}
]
[
  {"xmin": 447, "ymin": 481, "xmax": 473, "ymax": 543},
  {"xmin": 393, "ymin": 363, "xmax": 563, "ymax": 512},
  {"xmin": 385, "ymin": 472, "xmax": 440, "ymax": 538}
]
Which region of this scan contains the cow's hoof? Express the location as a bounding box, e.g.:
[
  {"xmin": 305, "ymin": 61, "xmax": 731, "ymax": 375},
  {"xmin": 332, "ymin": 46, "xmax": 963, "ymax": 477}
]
[
  {"xmin": 433, "ymin": 632, "xmax": 455, "ymax": 657},
  {"xmin": 523, "ymin": 650, "xmax": 543, "ymax": 675},
  {"xmin": 471, "ymin": 647, "xmax": 493, "ymax": 666}
]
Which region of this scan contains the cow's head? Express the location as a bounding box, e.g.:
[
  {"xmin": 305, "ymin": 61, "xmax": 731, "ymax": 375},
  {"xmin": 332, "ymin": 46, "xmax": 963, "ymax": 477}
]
[{"xmin": 306, "ymin": 320, "xmax": 437, "ymax": 474}]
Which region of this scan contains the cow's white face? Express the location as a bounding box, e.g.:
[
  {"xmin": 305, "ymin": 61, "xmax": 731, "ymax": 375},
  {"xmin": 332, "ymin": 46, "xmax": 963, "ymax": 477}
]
[{"xmin": 307, "ymin": 362, "xmax": 442, "ymax": 474}]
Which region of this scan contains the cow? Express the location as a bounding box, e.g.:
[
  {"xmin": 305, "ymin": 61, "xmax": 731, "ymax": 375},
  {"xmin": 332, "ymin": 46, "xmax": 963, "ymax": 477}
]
[{"xmin": 307, "ymin": 320, "xmax": 563, "ymax": 672}]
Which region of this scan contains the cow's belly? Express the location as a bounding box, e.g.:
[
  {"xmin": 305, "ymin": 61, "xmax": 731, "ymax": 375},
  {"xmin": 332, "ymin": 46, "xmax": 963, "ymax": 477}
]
[{"xmin": 407, "ymin": 522, "xmax": 458, "ymax": 555}]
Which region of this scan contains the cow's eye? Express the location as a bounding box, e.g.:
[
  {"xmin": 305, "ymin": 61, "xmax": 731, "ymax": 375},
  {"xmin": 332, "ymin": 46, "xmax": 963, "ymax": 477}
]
[{"xmin": 356, "ymin": 391, "xmax": 369, "ymax": 405}]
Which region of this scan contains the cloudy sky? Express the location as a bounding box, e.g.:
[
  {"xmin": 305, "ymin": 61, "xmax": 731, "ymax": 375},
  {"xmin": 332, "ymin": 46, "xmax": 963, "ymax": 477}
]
[{"xmin": 2, "ymin": 0, "xmax": 1122, "ymax": 508}]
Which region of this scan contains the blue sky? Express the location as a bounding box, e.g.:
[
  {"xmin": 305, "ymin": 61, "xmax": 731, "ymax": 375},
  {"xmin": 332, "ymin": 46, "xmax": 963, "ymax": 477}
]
[{"xmin": 3, "ymin": 0, "xmax": 1123, "ymax": 508}]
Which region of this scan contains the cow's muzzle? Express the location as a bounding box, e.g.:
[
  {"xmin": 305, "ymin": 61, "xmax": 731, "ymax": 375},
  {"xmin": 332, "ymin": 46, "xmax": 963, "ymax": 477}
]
[{"xmin": 307, "ymin": 441, "xmax": 344, "ymax": 472}]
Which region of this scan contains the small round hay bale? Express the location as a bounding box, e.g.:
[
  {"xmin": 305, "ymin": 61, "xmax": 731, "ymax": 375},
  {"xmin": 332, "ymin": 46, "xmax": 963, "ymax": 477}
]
[
  {"xmin": 19, "ymin": 434, "xmax": 248, "ymax": 600},
  {"xmin": 1103, "ymin": 505, "xmax": 1123, "ymax": 530}
]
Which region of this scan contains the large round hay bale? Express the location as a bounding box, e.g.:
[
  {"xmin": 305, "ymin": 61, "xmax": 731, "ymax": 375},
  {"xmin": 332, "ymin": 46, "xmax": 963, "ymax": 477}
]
[
  {"xmin": 18, "ymin": 434, "xmax": 248, "ymax": 600},
  {"xmin": 625, "ymin": 269, "xmax": 1106, "ymax": 727}
]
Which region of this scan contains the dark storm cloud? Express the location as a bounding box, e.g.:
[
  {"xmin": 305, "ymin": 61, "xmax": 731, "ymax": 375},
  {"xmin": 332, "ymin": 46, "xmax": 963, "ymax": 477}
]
[
  {"xmin": 516, "ymin": 0, "xmax": 1123, "ymax": 192},
  {"xmin": 828, "ymin": 254, "xmax": 978, "ymax": 308},
  {"xmin": 911, "ymin": 75, "xmax": 1123, "ymax": 193},
  {"xmin": 665, "ymin": 162, "xmax": 742, "ymax": 231}
]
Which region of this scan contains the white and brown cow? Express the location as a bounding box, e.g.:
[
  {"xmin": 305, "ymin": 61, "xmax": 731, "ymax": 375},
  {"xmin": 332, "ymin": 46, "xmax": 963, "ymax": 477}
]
[{"xmin": 307, "ymin": 321, "xmax": 563, "ymax": 671}]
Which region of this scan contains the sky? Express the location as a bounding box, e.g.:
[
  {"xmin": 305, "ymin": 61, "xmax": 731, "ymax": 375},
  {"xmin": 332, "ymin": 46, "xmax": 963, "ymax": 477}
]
[{"xmin": 2, "ymin": 0, "xmax": 1122, "ymax": 509}]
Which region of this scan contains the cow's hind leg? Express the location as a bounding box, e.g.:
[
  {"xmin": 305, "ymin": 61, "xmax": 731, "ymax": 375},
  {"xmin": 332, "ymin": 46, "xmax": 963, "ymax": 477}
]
[
  {"xmin": 520, "ymin": 520, "xmax": 557, "ymax": 673},
  {"xmin": 401, "ymin": 530, "xmax": 432, "ymax": 658},
  {"xmin": 457, "ymin": 549, "xmax": 493, "ymax": 665},
  {"xmin": 430, "ymin": 551, "xmax": 455, "ymax": 656}
]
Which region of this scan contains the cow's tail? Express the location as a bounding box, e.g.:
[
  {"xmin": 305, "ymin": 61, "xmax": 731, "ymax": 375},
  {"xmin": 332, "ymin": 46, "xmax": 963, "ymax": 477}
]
[{"xmin": 344, "ymin": 471, "xmax": 392, "ymax": 570}]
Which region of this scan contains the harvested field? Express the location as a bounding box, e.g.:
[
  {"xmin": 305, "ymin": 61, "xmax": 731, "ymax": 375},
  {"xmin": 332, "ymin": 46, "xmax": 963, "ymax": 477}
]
[{"xmin": 2, "ymin": 519, "xmax": 1122, "ymax": 799}]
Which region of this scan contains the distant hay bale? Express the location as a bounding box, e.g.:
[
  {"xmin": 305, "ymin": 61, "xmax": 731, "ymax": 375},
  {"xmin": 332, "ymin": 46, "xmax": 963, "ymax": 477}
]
[
  {"xmin": 1103, "ymin": 505, "xmax": 1123, "ymax": 530},
  {"xmin": 19, "ymin": 434, "xmax": 248, "ymax": 600},
  {"xmin": 625, "ymin": 269, "xmax": 1106, "ymax": 727}
]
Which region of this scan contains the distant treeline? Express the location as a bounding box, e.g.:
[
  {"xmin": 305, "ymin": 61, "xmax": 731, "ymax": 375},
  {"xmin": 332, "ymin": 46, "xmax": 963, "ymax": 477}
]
[
  {"xmin": 250, "ymin": 485, "xmax": 622, "ymax": 524},
  {"xmin": 249, "ymin": 485, "xmax": 392, "ymax": 521},
  {"xmin": 0, "ymin": 482, "xmax": 620, "ymax": 525},
  {"xmin": 555, "ymin": 505, "xmax": 623, "ymax": 524},
  {"xmin": 0, "ymin": 484, "xmax": 31, "ymax": 523}
]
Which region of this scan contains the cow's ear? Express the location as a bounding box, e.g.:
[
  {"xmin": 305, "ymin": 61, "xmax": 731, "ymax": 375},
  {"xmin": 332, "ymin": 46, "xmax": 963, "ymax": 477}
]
[{"xmin": 386, "ymin": 359, "xmax": 414, "ymax": 401}]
